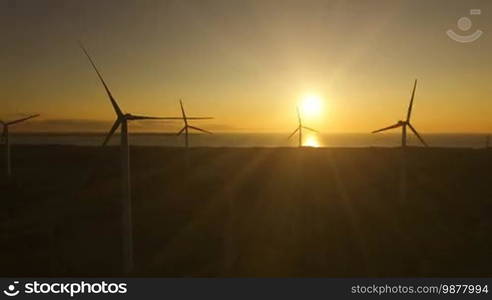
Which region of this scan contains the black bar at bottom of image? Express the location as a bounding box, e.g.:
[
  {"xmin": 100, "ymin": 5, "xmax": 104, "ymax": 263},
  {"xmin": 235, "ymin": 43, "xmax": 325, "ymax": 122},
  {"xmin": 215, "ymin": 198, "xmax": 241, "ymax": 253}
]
[{"xmin": 0, "ymin": 278, "xmax": 491, "ymax": 299}]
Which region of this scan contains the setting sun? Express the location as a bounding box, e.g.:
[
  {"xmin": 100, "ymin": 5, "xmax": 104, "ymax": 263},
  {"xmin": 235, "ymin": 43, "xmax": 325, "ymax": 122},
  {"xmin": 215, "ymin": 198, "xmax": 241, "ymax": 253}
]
[{"xmin": 300, "ymin": 94, "xmax": 323, "ymax": 118}]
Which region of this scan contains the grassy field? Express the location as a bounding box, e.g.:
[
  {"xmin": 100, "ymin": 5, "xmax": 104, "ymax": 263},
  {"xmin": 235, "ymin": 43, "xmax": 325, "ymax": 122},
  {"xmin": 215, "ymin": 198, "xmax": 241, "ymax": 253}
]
[{"xmin": 1, "ymin": 145, "xmax": 491, "ymax": 277}]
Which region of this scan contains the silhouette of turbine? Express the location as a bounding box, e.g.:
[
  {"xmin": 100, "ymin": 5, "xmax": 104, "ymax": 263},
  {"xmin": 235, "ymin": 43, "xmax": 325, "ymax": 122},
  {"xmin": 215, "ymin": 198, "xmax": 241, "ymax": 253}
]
[
  {"xmin": 80, "ymin": 43, "xmax": 182, "ymax": 274},
  {"xmin": 176, "ymin": 100, "xmax": 213, "ymax": 148},
  {"xmin": 1, "ymin": 114, "xmax": 39, "ymax": 177},
  {"xmin": 372, "ymin": 80, "xmax": 428, "ymax": 147},
  {"xmin": 288, "ymin": 107, "xmax": 319, "ymax": 147}
]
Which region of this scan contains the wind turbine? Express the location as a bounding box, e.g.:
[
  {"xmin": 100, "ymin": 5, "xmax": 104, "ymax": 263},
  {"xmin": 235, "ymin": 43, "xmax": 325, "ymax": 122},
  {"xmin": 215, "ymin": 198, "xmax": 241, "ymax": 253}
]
[
  {"xmin": 80, "ymin": 44, "xmax": 182, "ymax": 274},
  {"xmin": 177, "ymin": 100, "xmax": 213, "ymax": 148},
  {"xmin": 372, "ymin": 80, "xmax": 428, "ymax": 147},
  {"xmin": 1, "ymin": 114, "xmax": 39, "ymax": 177},
  {"xmin": 288, "ymin": 107, "xmax": 319, "ymax": 147}
]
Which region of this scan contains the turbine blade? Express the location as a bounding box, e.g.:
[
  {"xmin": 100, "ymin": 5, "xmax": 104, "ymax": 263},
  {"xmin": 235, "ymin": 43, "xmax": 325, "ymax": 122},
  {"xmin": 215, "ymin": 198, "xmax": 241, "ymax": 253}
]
[
  {"xmin": 188, "ymin": 125, "xmax": 213, "ymax": 134},
  {"xmin": 288, "ymin": 127, "xmax": 300, "ymax": 139},
  {"xmin": 406, "ymin": 79, "xmax": 418, "ymax": 122},
  {"xmin": 179, "ymin": 99, "xmax": 188, "ymax": 126},
  {"xmin": 79, "ymin": 42, "xmax": 123, "ymax": 117},
  {"xmin": 296, "ymin": 107, "xmax": 301, "ymax": 125},
  {"xmin": 6, "ymin": 114, "xmax": 40, "ymax": 125},
  {"xmin": 177, "ymin": 127, "xmax": 186, "ymax": 136},
  {"xmin": 302, "ymin": 126, "xmax": 319, "ymax": 133},
  {"xmin": 129, "ymin": 114, "xmax": 183, "ymax": 120},
  {"xmin": 102, "ymin": 118, "xmax": 121, "ymax": 146},
  {"xmin": 407, "ymin": 123, "xmax": 428, "ymax": 147},
  {"xmin": 131, "ymin": 115, "xmax": 212, "ymax": 121},
  {"xmin": 372, "ymin": 122, "xmax": 402, "ymax": 134}
]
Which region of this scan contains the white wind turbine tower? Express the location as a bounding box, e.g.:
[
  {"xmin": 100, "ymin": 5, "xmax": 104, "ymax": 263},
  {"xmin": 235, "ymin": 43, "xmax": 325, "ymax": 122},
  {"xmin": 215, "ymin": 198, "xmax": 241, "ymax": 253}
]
[
  {"xmin": 372, "ymin": 80, "xmax": 428, "ymax": 147},
  {"xmin": 80, "ymin": 44, "xmax": 181, "ymax": 274},
  {"xmin": 177, "ymin": 99, "xmax": 213, "ymax": 148},
  {"xmin": 1, "ymin": 114, "xmax": 39, "ymax": 177},
  {"xmin": 288, "ymin": 107, "xmax": 319, "ymax": 147}
]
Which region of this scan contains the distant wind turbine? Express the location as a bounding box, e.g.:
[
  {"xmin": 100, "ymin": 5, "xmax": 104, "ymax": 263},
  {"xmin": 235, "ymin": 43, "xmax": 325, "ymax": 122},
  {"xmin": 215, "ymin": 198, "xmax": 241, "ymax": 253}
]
[
  {"xmin": 372, "ymin": 80, "xmax": 428, "ymax": 147},
  {"xmin": 80, "ymin": 43, "xmax": 182, "ymax": 274},
  {"xmin": 177, "ymin": 100, "xmax": 213, "ymax": 148},
  {"xmin": 288, "ymin": 107, "xmax": 319, "ymax": 147},
  {"xmin": 1, "ymin": 114, "xmax": 39, "ymax": 177}
]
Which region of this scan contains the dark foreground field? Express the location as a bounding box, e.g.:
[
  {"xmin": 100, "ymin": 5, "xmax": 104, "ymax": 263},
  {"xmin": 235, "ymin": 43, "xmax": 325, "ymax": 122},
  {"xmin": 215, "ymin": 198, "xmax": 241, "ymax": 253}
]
[{"xmin": 1, "ymin": 145, "xmax": 491, "ymax": 277}]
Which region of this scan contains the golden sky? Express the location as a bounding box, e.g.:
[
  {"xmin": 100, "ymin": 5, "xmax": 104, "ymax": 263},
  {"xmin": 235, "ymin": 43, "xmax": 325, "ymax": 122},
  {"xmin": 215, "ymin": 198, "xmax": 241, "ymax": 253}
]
[{"xmin": 1, "ymin": 0, "xmax": 491, "ymax": 133}]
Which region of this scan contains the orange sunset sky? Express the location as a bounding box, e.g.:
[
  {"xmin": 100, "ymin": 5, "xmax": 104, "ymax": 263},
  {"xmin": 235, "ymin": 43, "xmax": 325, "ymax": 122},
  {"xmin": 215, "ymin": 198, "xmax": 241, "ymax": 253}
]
[{"xmin": 1, "ymin": 0, "xmax": 491, "ymax": 133}]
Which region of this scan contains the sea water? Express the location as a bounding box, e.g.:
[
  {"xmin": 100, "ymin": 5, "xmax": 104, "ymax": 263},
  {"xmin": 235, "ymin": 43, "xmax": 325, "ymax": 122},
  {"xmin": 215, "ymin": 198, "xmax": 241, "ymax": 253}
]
[{"xmin": 6, "ymin": 133, "xmax": 490, "ymax": 148}]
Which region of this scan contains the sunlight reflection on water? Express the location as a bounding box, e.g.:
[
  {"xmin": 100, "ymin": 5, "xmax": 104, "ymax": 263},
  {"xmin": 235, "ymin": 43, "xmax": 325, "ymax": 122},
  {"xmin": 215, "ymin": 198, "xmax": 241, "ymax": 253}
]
[
  {"xmin": 304, "ymin": 134, "xmax": 320, "ymax": 147},
  {"xmin": 8, "ymin": 133, "xmax": 490, "ymax": 148}
]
